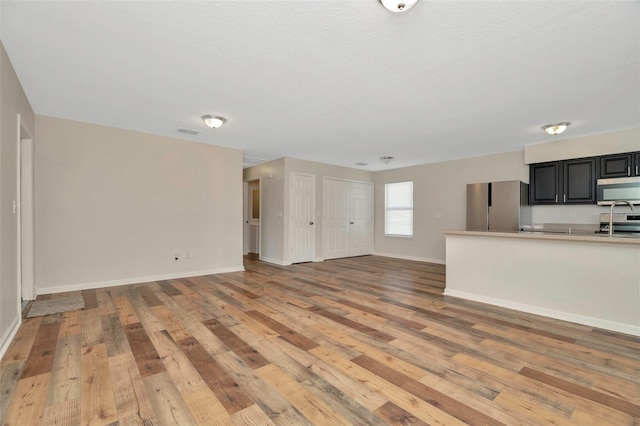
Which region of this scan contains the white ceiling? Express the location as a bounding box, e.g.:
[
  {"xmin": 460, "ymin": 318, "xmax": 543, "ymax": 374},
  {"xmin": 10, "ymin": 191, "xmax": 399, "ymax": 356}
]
[{"xmin": 1, "ymin": 1, "xmax": 639, "ymax": 171}]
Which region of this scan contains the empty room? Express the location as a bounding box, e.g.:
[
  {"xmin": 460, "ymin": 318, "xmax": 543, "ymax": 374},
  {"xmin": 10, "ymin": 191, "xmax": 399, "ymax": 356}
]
[{"xmin": 0, "ymin": 1, "xmax": 639, "ymax": 425}]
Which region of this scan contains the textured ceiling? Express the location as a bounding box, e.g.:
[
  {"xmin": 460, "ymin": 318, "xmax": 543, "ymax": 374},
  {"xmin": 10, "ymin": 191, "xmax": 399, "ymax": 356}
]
[{"xmin": 1, "ymin": 1, "xmax": 639, "ymax": 170}]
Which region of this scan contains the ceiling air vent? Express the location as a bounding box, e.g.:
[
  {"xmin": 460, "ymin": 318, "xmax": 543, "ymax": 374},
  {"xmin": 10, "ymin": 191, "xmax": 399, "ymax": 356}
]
[
  {"xmin": 243, "ymin": 156, "xmax": 266, "ymax": 165},
  {"xmin": 177, "ymin": 127, "xmax": 200, "ymax": 135}
]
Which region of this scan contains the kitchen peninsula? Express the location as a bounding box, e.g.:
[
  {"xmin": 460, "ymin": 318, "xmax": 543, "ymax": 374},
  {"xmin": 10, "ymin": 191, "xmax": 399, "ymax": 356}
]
[{"xmin": 445, "ymin": 230, "xmax": 640, "ymax": 336}]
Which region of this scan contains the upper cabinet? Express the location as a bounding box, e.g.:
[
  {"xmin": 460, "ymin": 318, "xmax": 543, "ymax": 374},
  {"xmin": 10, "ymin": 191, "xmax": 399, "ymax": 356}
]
[
  {"xmin": 530, "ymin": 151, "xmax": 640, "ymax": 205},
  {"xmin": 530, "ymin": 158, "xmax": 596, "ymax": 205},
  {"xmin": 599, "ymin": 152, "xmax": 640, "ymax": 178},
  {"xmin": 599, "ymin": 153, "xmax": 633, "ymax": 178},
  {"xmin": 563, "ymin": 158, "xmax": 597, "ymax": 204},
  {"xmin": 530, "ymin": 162, "xmax": 560, "ymax": 204}
]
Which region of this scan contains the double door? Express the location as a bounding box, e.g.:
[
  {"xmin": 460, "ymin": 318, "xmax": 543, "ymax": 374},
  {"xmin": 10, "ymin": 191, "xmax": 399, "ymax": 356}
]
[
  {"xmin": 529, "ymin": 158, "xmax": 597, "ymax": 205},
  {"xmin": 323, "ymin": 178, "xmax": 373, "ymax": 260}
]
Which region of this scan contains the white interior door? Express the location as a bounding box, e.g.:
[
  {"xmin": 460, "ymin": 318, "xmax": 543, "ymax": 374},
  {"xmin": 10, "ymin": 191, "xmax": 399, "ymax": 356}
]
[
  {"xmin": 323, "ymin": 178, "xmax": 352, "ymax": 260},
  {"xmin": 350, "ymin": 182, "xmax": 373, "ymax": 257},
  {"xmin": 290, "ymin": 173, "xmax": 315, "ymax": 263},
  {"xmin": 324, "ymin": 178, "xmax": 373, "ymax": 260}
]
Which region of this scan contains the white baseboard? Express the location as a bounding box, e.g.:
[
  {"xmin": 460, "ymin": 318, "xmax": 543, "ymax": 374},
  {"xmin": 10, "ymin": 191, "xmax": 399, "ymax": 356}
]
[
  {"xmin": 36, "ymin": 266, "xmax": 245, "ymax": 295},
  {"xmin": 259, "ymin": 256, "xmax": 291, "ymax": 266},
  {"xmin": 444, "ymin": 289, "xmax": 640, "ymax": 337},
  {"xmin": 313, "ymin": 257, "xmax": 324, "ymax": 263},
  {"xmin": 0, "ymin": 315, "xmax": 22, "ymax": 361},
  {"xmin": 373, "ymin": 251, "xmax": 446, "ymax": 265}
]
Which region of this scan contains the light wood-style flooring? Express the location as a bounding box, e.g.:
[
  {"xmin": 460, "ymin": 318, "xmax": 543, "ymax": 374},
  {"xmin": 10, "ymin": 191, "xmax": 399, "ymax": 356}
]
[{"xmin": 1, "ymin": 255, "xmax": 639, "ymax": 425}]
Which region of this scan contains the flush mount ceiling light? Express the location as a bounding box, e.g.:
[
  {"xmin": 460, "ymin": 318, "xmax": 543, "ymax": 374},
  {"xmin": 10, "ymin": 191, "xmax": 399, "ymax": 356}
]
[
  {"xmin": 542, "ymin": 122, "xmax": 570, "ymax": 135},
  {"xmin": 380, "ymin": 156, "xmax": 394, "ymax": 164},
  {"xmin": 202, "ymin": 115, "xmax": 226, "ymax": 129},
  {"xmin": 380, "ymin": 0, "xmax": 418, "ymax": 13}
]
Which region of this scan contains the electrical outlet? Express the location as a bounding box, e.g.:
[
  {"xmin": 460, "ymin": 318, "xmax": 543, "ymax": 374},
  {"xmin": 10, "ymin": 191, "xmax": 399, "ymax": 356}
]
[
  {"xmin": 435, "ymin": 212, "xmax": 442, "ymax": 218},
  {"xmin": 569, "ymin": 211, "xmax": 576, "ymax": 219},
  {"xmin": 188, "ymin": 251, "xmax": 194, "ymax": 258}
]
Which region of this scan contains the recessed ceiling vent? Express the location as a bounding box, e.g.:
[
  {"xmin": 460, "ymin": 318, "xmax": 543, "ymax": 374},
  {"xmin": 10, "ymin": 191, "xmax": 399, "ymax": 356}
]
[
  {"xmin": 177, "ymin": 127, "xmax": 200, "ymax": 135},
  {"xmin": 243, "ymin": 156, "xmax": 266, "ymax": 165}
]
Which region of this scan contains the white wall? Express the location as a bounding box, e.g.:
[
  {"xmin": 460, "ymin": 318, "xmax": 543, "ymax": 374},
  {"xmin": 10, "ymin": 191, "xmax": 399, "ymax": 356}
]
[
  {"xmin": 374, "ymin": 129, "xmax": 639, "ymax": 263},
  {"xmin": 34, "ymin": 115, "xmax": 244, "ymax": 293},
  {"xmin": 446, "ymin": 233, "xmax": 640, "ymax": 335},
  {"xmin": 374, "ymin": 150, "xmax": 529, "ymax": 263},
  {"xmin": 531, "ymin": 204, "xmax": 605, "ymax": 226},
  {"xmin": 284, "ymin": 158, "xmax": 373, "ymax": 263},
  {"xmin": 524, "ymin": 128, "xmax": 639, "ymax": 163},
  {"xmin": 244, "ymin": 157, "xmax": 373, "ymax": 265},
  {"xmin": 0, "ymin": 41, "xmax": 35, "ymax": 358}
]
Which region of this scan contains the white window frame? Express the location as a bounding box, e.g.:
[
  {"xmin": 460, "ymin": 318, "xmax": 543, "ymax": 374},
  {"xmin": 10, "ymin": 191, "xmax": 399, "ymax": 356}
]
[{"xmin": 385, "ymin": 181, "xmax": 414, "ymax": 237}]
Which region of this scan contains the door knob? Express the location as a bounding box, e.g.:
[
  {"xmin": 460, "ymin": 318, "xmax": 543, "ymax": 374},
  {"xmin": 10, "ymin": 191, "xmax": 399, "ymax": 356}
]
[{"xmin": 310, "ymin": 221, "xmax": 314, "ymax": 225}]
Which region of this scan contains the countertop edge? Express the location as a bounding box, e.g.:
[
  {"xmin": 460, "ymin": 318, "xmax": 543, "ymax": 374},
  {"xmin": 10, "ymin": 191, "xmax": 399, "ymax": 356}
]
[{"xmin": 444, "ymin": 230, "xmax": 640, "ymax": 245}]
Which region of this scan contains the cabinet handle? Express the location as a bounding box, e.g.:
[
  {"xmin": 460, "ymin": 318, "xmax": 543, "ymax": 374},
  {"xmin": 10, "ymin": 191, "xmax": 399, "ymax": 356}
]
[
  {"xmin": 563, "ymin": 194, "xmax": 566, "ymax": 203},
  {"xmin": 629, "ymin": 166, "xmax": 631, "ymax": 176},
  {"xmin": 555, "ymin": 194, "xmax": 558, "ymax": 203},
  {"xmin": 637, "ymin": 165, "xmax": 639, "ymax": 176}
]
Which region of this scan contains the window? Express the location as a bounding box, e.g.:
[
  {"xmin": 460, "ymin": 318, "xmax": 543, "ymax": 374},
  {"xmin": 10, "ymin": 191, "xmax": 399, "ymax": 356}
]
[{"xmin": 385, "ymin": 181, "xmax": 413, "ymax": 237}]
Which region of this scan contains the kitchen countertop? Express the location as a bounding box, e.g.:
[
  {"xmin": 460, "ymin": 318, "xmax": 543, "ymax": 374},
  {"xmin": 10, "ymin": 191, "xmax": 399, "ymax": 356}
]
[{"xmin": 445, "ymin": 230, "xmax": 640, "ymax": 245}]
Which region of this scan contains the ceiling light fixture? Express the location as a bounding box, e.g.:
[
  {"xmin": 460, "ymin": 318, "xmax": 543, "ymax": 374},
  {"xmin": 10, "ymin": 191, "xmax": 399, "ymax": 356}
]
[
  {"xmin": 202, "ymin": 115, "xmax": 226, "ymax": 129},
  {"xmin": 542, "ymin": 122, "xmax": 570, "ymax": 135},
  {"xmin": 380, "ymin": 0, "xmax": 418, "ymax": 13},
  {"xmin": 380, "ymin": 156, "xmax": 394, "ymax": 164}
]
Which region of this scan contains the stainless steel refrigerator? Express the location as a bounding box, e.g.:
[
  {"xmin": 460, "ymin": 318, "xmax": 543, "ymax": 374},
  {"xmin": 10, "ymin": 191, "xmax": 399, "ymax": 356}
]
[{"xmin": 466, "ymin": 181, "xmax": 531, "ymax": 232}]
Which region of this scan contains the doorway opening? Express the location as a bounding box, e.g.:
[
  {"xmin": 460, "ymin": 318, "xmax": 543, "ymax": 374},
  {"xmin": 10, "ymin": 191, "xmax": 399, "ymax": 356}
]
[
  {"xmin": 17, "ymin": 114, "xmax": 35, "ymax": 309},
  {"xmin": 243, "ymin": 180, "xmax": 260, "ymax": 255}
]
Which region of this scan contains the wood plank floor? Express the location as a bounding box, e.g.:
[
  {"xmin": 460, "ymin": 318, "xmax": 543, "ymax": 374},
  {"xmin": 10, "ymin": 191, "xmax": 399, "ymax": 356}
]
[{"xmin": 1, "ymin": 255, "xmax": 639, "ymax": 425}]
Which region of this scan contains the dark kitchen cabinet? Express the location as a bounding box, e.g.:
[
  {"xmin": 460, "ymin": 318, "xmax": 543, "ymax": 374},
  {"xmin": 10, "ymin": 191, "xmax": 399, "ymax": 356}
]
[
  {"xmin": 530, "ymin": 162, "xmax": 560, "ymax": 204},
  {"xmin": 635, "ymin": 153, "xmax": 640, "ymax": 176},
  {"xmin": 563, "ymin": 158, "xmax": 597, "ymax": 204},
  {"xmin": 530, "ymin": 158, "xmax": 596, "ymax": 205},
  {"xmin": 599, "ymin": 153, "xmax": 633, "ymax": 178}
]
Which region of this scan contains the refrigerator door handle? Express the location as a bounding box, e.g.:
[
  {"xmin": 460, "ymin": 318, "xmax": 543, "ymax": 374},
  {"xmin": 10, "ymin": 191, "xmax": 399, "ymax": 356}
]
[{"xmin": 488, "ymin": 183, "xmax": 492, "ymax": 207}]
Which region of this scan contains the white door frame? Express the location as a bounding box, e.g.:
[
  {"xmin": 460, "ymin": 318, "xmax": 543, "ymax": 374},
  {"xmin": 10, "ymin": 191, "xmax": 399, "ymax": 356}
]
[
  {"xmin": 245, "ymin": 179, "xmax": 260, "ymax": 255},
  {"xmin": 257, "ymin": 177, "xmax": 262, "ymax": 257},
  {"xmin": 17, "ymin": 114, "xmax": 35, "ymax": 302}
]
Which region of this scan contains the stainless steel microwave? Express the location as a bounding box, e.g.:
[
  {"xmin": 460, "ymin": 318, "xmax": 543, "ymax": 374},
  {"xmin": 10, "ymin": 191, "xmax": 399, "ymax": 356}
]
[{"xmin": 597, "ymin": 176, "xmax": 640, "ymax": 205}]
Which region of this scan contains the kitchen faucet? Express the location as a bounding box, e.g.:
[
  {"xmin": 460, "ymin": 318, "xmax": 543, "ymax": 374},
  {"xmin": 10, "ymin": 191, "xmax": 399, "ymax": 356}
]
[{"xmin": 608, "ymin": 200, "xmax": 636, "ymax": 236}]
